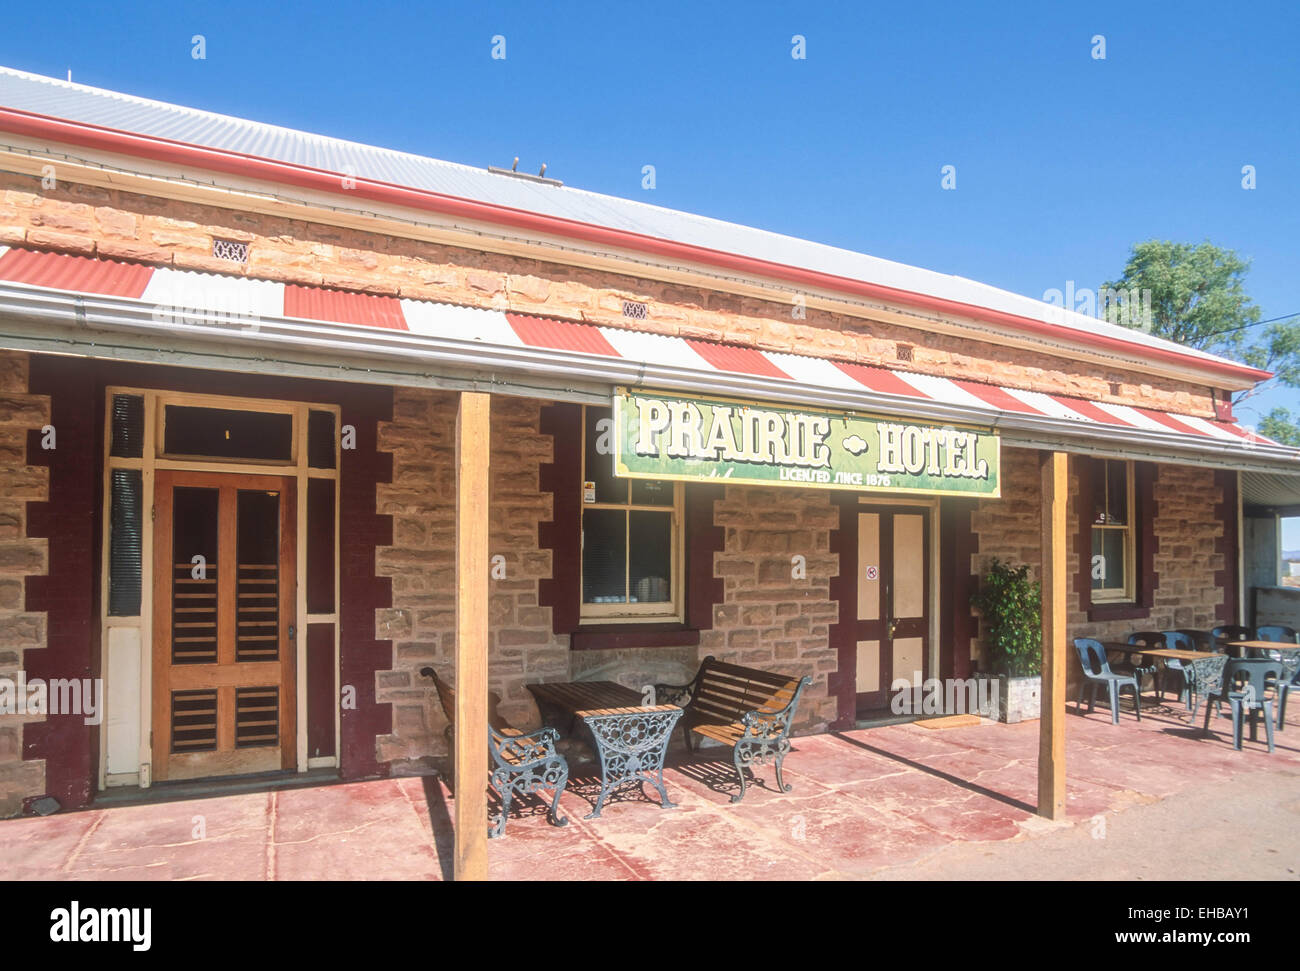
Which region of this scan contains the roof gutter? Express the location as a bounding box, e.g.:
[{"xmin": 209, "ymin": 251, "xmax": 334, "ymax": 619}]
[
  {"xmin": 0, "ymin": 104, "xmax": 1273, "ymax": 387},
  {"xmin": 0, "ymin": 283, "xmax": 1296, "ymax": 476}
]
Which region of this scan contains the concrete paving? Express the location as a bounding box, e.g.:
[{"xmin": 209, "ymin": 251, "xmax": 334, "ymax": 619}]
[{"xmin": 4, "ymin": 698, "xmax": 1298, "ymax": 880}]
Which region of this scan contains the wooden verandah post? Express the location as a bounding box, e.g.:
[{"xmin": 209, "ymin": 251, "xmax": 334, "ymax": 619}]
[
  {"xmin": 1037, "ymin": 450, "xmax": 1067, "ymax": 819},
  {"xmin": 454, "ymin": 392, "xmax": 491, "ymax": 880}
]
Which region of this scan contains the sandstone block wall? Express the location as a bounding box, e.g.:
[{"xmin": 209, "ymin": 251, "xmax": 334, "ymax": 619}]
[
  {"xmin": 0, "ymin": 350, "xmax": 48, "ymax": 816},
  {"xmin": 702, "ymin": 486, "xmax": 840, "ymax": 730},
  {"xmin": 373, "ymin": 390, "xmax": 568, "ymax": 766}
]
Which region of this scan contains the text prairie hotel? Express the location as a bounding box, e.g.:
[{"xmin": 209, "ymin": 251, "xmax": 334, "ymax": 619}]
[{"xmin": 0, "ymin": 67, "xmax": 1296, "ymax": 840}]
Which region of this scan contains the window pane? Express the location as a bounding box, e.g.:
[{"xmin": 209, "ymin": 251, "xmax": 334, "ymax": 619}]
[
  {"xmin": 1090, "ymin": 460, "xmax": 1108, "ymax": 524},
  {"xmin": 1091, "ymin": 528, "xmax": 1127, "ymax": 592},
  {"xmin": 172, "ymin": 487, "xmax": 220, "ymax": 664},
  {"xmin": 236, "ymin": 490, "xmax": 280, "ymax": 663},
  {"xmin": 629, "ymin": 510, "xmax": 672, "ymax": 603},
  {"xmin": 631, "ymin": 478, "xmax": 673, "ymax": 506},
  {"xmin": 164, "ymin": 406, "xmax": 293, "ymax": 462},
  {"xmin": 582, "ymin": 508, "xmax": 627, "ymax": 603},
  {"xmin": 307, "ymin": 410, "xmax": 336, "ymax": 469},
  {"xmin": 1106, "ymin": 461, "xmax": 1128, "ymax": 526},
  {"xmin": 307, "ymin": 478, "xmax": 336, "ymax": 614},
  {"xmin": 583, "ymin": 407, "xmax": 626, "ymax": 504}
]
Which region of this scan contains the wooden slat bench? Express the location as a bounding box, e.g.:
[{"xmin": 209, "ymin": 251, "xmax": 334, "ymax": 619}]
[
  {"xmin": 421, "ymin": 667, "xmax": 569, "ymax": 838},
  {"xmin": 656, "ymin": 656, "xmax": 812, "ymax": 803}
]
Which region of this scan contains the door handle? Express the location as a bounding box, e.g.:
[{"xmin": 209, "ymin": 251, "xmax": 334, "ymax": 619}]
[
  {"xmin": 887, "ymin": 618, "xmax": 898, "ymax": 640},
  {"xmin": 288, "ymin": 624, "xmax": 297, "ymax": 641}
]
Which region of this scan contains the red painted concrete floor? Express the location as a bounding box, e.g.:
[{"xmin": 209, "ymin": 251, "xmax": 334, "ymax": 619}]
[{"xmin": 5, "ymin": 700, "xmax": 1298, "ymax": 880}]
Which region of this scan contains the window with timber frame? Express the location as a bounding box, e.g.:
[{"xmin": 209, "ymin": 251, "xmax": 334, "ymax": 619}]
[
  {"xmin": 538, "ymin": 402, "xmax": 723, "ymax": 650},
  {"xmin": 1076, "ymin": 455, "xmax": 1156, "ymax": 621}
]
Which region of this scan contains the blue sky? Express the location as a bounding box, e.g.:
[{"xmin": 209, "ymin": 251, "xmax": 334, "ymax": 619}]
[{"xmin": 3, "ymin": 0, "xmax": 1298, "ymax": 536}]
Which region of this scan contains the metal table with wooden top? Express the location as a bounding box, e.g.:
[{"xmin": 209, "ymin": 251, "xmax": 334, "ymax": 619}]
[
  {"xmin": 1224, "ymin": 640, "xmax": 1300, "ymax": 654},
  {"xmin": 1102, "ymin": 643, "xmax": 1227, "ymax": 719},
  {"xmin": 526, "ymin": 680, "xmax": 683, "ymax": 819},
  {"xmin": 527, "ymin": 680, "xmax": 646, "ymax": 732}
]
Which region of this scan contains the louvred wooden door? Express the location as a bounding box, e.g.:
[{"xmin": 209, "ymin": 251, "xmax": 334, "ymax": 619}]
[{"xmin": 152, "ymin": 470, "xmax": 296, "ymax": 781}]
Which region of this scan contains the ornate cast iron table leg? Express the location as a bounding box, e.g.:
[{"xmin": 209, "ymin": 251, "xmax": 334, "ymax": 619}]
[{"xmin": 579, "ymin": 706, "xmax": 683, "ymax": 819}]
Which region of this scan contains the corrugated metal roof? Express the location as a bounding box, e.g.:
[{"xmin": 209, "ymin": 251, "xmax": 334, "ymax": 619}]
[
  {"xmin": 1243, "ymin": 471, "xmax": 1300, "ymax": 508},
  {"xmin": 0, "ymin": 66, "xmax": 1246, "ymax": 376}
]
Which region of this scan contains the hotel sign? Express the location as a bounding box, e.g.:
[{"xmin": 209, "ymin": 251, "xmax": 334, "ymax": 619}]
[{"xmin": 613, "ymin": 389, "xmax": 1000, "ymax": 498}]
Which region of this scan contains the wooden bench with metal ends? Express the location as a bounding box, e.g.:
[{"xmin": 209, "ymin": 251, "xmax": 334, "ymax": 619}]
[
  {"xmin": 420, "ymin": 667, "xmax": 569, "ymax": 839},
  {"xmin": 656, "ymin": 656, "xmax": 812, "ymax": 803}
]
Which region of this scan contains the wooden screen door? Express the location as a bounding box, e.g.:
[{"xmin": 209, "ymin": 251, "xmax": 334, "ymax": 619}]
[
  {"xmin": 152, "ymin": 470, "xmax": 297, "ymax": 782},
  {"xmin": 855, "ymin": 505, "xmax": 930, "ymax": 712}
]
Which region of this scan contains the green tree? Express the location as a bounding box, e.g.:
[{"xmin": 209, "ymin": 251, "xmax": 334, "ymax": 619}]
[
  {"xmin": 1260, "ymin": 409, "xmax": 1300, "ymax": 447},
  {"xmin": 1100, "ymin": 240, "xmax": 1300, "ymax": 440}
]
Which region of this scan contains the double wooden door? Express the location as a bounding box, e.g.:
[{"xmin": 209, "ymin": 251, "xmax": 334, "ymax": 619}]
[
  {"xmin": 854, "ymin": 505, "xmax": 931, "ymax": 712},
  {"xmin": 152, "ymin": 470, "xmax": 296, "ymax": 781}
]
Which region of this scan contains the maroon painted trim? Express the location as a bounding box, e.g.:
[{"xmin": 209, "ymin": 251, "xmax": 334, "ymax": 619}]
[
  {"xmin": 1214, "ymin": 470, "xmax": 1240, "ymax": 624},
  {"xmin": 20, "ymin": 356, "xmax": 393, "ymax": 807},
  {"xmin": 335, "ymin": 395, "xmax": 394, "ymax": 781},
  {"xmin": 23, "ymin": 357, "xmax": 99, "ymax": 810},
  {"xmin": 0, "ymin": 105, "xmax": 1270, "ymax": 385},
  {"xmin": 570, "ymin": 626, "xmax": 702, "ymax": 651},
  {"xmin": 306, "ymin": 623, "xmax": 336, "ymax": 759},
  {"xmin": 684, "ymin": 483, "xmax": 725, "ymax": 632},
  {"xmin": 1075, "ymin": 456, "xmax": 1157, "ymax": 624},
  {"xmin": 826, "ymin": 493, "xmax": 858, "ymax": 730},
  {"xmin": 940, "ymin": 499, "xmax": 978, "ymax": 681},
  {"xmin": 538, "ymin": 403, "xmax": 582, "ymax": 636},
  {"xmin": 306, "ymin": 478, "xmax": 336, "ymax": 614}
]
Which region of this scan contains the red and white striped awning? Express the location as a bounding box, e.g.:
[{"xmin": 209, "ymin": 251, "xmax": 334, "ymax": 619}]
[{"xmin": 0, "ymin": 246, "xmax": 1292, "ymax": 469}]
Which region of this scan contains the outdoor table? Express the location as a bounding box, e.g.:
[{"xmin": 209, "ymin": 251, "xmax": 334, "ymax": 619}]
[
  {"xmin": 576, "ymin": 705, "xmax": 683, "ymax": 819},
  {"xmin": 526, "ymin": 680, "xmax": 683, "ymax": 819},
  {"xmin": 1102, "ymin": 643, "xmax": 1226, "ymax": 716},
  {"xmin": 527, "ymin": 680, "xmax": 646, "ymax": 733},
  {"xmin": 1225, "ymin": 640, "xmax": 1300, "ymax": 653}
]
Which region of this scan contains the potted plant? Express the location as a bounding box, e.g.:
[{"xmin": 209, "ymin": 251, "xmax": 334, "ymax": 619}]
[{"xmin": 970, "ymin": 559, "xmax": 1043, "ymax": 723}]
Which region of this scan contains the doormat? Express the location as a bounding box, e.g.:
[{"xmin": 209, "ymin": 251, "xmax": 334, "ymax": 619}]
[{"xmin": 915, "ymin": 714, "xmax": 983, "ymax": 730}]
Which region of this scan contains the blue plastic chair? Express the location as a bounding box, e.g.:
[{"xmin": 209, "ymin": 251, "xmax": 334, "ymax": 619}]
[
  {"xmin": 1212, "ymin": 625, "xmax": 1253, "ymax": 657},
  {"xmin": 1120, "ymin": 631, "xmax": 1162, "ymax": 696},
  {"xmin": 1255, "ymin": 625, "xmax": 1297, "ymax": 642},
  {"xmin": 1157, "ymin": 630, "xmax": 1196, "ymax": 709},
  {"xmin": 1255, "ymin": 627, "xmax": 1299, "ymax": 729},
  {"xmin": 1073, "ymin": 638, "xmax": 1141, "ymax": 724},
  {"xmin": 1277, "ymin": 665, "xmax": 1299, "ymax": 731},
  {"xmin": 1201, "ymin": 658, "xmax": 1281, "ymax": 752}
]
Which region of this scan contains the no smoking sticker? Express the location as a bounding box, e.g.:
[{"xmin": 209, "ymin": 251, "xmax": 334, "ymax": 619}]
[{"xmin": 865, "ymin": 566, "xmax": 879, "ymax": 581}]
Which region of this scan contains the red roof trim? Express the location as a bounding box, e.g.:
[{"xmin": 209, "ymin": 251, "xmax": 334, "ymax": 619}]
[
  {"xmin": 1134, "ymin": 408, "xmax": 1206, "ymax": 437},
  {"xmin": 505, "ymin": 313, "xmax": 620, "ymax": 356},
  {"xmin": 1050, "ymin": 395, "xmax": 1128, "ymax": 426},
  {"xmin": 0, "ymin": 247, "xmax": 153, "ymax": 297},
  {"xmin": 833, "ymin": 361, "xmax": 928, "ymax": 398},
  {"xmin": 283, "ymin": 285, "xmax": 406, "ymax": 330},
  {"xmin": 950, "ymin": 379, "xmax": 1044, "ymax": 415},
  {"xmin": 685, "ymin": 339, "xmax": 790, "ymax": 379},
  {"xmin": 0, "ymin": 104, "xmax": 1271, "ymax": 385}
]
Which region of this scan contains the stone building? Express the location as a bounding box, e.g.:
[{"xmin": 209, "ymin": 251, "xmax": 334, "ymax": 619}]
[{"xmin": 0, "ymin": 66, "xmax": 1296, "ymax": 839}]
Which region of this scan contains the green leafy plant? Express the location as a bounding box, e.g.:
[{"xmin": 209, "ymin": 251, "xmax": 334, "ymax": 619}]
[{"xmin": 971, "ymin": 559, "xmax": 1042, "ymax": 678}]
